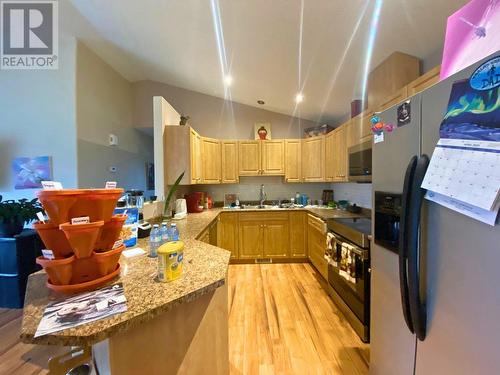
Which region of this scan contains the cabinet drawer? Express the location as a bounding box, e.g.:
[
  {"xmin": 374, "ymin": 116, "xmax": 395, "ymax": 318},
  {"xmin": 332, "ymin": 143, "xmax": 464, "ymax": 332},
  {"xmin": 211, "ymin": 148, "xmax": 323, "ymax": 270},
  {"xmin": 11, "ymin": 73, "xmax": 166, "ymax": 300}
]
[
  {"xmin": 307, "ymin": 214, "xmax": 326, "ymax": 234},
  {"xmin": 239, "ymin": 212, "xmax": 289, "ymax": 222}
]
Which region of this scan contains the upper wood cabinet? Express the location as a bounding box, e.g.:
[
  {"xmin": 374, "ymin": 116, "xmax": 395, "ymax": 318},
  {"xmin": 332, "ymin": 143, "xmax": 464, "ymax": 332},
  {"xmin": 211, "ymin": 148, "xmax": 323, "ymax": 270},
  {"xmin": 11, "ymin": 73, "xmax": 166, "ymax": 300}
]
[
  {"xmin": 221, "ymin": 141, "xmax": 239, "ymax": 183},
  {"xmin": 217, "ymin": 212, "xmax": 238, "ymax": 259},
  {"xmin": 238, "ymin": 140, "xmax": 284, "ymax": 176},
  {"xmin": 348, "ymin": 112, "xmax": 373, "ymax": 148},
  {"xmin": 301, "ymin": 136, "xmax": 325, "ymax": 182},
  {"xmin": 326, "ymin": 126, "xmax": 348, "ymax": 182},
  {"xmin": 325, "ymin": 131, "xmax": 335, "ymax": 182},
  {"xmin": 378, "ymin": 86, "xmax": 408, "ymax": 112},
  {"xmin": 189, "ymin": 128, "xmax": 202, "ymax": 184},
  {"xmin": 164, "ymin": 125, "xmax": 200, "ymax": 185},
  {"xmin": 238, "ymin": 140, "xmax": 261, "ymax": 176},
  {"xmin": 201, "ymin": 137, "xmax": 221, "ymax": 184},
  {"xmin": 407, "ymin": 65, "xmax": 440, "ymax": 96},
  {"xmin": 284, "ymin": 139, "xmax": 301, "ymax": 182}
]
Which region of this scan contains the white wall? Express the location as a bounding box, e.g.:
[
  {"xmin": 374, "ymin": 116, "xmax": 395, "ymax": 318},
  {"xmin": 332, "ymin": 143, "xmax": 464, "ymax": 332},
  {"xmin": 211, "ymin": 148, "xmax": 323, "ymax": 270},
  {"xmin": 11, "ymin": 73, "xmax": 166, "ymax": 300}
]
[
  {"xmin": 0, "ymin": 36, "xmax": 78, "ymax": 201},
  {"xmin": 331, "ymin": 182, "xmax": 372, "ymax": 209}
]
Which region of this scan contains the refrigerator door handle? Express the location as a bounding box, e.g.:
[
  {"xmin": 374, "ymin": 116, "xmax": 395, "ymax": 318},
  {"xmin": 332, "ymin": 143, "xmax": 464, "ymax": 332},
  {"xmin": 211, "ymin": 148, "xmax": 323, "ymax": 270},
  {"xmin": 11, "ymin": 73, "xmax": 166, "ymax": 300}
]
[
  {"xmin": 399, "ymin": 155, "xmax": 417, "ymax": 334},
  {"xmin": 407, "ymin": 155, "xmax": 430, "ymax": 341}
]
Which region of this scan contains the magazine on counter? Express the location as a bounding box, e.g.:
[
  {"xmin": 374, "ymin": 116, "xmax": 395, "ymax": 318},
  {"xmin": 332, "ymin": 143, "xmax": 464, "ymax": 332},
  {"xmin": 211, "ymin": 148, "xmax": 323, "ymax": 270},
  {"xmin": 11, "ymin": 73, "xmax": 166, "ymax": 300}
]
[{"xmin": 34, "ymin": 283, "xmax": 127, "ymax": 338}]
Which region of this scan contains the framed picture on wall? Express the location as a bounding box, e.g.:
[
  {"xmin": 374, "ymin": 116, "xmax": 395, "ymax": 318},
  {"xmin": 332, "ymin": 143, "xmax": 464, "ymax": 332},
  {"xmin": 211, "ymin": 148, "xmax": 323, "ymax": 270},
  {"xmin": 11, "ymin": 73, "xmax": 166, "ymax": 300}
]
[
  {"xmin": 254, "ymin": 123, "xmax": 272, "ymax": 140},
  {"xmin": 12, "ymin": 156, "xmax": 52, "ymax": 189}
]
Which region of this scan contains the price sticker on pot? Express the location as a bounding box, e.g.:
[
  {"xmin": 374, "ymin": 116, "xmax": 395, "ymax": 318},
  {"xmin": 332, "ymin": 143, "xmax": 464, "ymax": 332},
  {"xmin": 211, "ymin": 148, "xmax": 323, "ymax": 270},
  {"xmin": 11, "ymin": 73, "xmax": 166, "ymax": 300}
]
[
  {"xmin": 71, "ymin": 216, "xmax": 90, "ymax": 225},
  {"xmin": 42, "ymin": 249, "xmax": 54, "ymax": 260},
  {"xmin": 112, "ymin": 239, "xmax": 123, "ymax": 249},
  {"xmin": 41, "ymin": 181, "xmax": 63, "ymax": 190},
  {"xmin": 105, "ymin": 181, "xmax": 117, "ymax": 189},
  {"xmin": 36, "ymin": 212, "xmax": 46, "ymax": 223}
]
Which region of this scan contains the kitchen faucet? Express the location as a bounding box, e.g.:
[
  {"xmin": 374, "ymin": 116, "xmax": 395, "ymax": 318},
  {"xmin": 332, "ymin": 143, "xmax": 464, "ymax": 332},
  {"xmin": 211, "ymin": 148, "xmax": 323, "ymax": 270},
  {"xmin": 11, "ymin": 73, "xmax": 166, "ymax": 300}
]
[{"xmin": 259, "ymin": 184, "xmax": 266, "ymax": 207}]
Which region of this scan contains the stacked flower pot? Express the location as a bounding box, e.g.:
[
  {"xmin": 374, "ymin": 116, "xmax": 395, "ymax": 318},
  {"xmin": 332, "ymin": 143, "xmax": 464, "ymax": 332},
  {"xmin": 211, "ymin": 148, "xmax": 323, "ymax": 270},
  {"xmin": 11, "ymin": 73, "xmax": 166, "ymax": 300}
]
[{"xmin": 33, "ymin": 189, "xmax": 126, "ymax": 294}]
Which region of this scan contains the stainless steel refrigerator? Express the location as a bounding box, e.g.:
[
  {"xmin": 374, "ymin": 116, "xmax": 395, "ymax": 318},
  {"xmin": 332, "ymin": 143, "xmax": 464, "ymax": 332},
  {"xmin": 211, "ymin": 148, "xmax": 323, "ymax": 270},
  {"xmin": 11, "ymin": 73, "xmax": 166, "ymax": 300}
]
[{"xmin": 370, "ymin": 52, "xmax": 500, "ymax": 374}]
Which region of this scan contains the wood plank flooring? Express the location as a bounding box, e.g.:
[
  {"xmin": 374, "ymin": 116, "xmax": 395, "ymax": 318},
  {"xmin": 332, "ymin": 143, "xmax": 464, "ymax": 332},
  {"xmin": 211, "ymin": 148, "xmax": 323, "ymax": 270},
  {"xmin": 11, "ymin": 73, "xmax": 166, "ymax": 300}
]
[
  {"xmin": 0, "ymin": 263, "xmax": 369, "ymax": 375},
  {"xmin": 228, "ymin": 263, "xmax": 369, "ymax": 375}
]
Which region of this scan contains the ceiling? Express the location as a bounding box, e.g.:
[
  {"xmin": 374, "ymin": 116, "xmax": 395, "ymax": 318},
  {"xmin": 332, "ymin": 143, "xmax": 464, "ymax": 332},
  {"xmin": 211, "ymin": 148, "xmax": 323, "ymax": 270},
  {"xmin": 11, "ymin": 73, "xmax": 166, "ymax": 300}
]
[{"xmin": 68, "ymin": 0, "xmax": 468, "ymax": 124}]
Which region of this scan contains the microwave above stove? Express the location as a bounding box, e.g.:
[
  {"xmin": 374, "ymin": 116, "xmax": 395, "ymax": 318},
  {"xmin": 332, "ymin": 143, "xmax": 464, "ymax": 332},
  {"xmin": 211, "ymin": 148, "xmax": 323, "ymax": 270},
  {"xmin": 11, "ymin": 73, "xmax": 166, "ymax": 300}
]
[{"xmin": 348, "ymin": 140, "xmax": 372, "ymax": 182}]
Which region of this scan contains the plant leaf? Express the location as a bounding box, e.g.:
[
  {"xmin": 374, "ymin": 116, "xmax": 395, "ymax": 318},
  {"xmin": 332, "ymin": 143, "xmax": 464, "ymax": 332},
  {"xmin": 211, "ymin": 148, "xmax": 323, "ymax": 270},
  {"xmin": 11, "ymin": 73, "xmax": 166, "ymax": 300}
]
[{"xmin": 164, "ymin": 171, "xmax": 185, "ymax": 216}]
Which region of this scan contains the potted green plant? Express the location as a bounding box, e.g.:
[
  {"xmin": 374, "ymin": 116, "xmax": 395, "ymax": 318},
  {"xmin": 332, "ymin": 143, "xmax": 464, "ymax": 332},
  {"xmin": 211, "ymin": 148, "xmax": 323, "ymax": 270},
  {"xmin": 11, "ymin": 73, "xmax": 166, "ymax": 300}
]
[
  {"xmin": 0, "ymin": 196, "xmax": 41, "ymax": 237},
  {"xmin": 164, "ymin": 172, "xmax": 185, "ymax": 218}
]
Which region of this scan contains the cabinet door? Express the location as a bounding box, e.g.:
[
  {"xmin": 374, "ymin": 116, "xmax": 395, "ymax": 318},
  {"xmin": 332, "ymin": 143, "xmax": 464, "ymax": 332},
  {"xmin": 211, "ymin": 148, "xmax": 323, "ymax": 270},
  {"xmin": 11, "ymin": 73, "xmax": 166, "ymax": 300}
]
[
  {"xmin": 221, "ymin": 141, "xmax": 239, "ymax": 183},
  {"xmin": 284, "ymin": 139, "xmax": 301, "ymax": 182},
  {"xmin": 261, "ymin": 140, "xmax": 284, "ymax": 175},
  {"xmin": 332, "ymin": 126, "xmax": 348, "ymax": 182},
  {"xmin": 201, "ymin": 137, "xmax": 221, "ymax": 183},
  {"xmin": 378, "ymin": 86, "xmax": 408, "ymax": 112},
  {"xmin": 238, "ymin": 141, "xmax": 261, "ymax": 176},
  {"xmin": 307, "ymin": 215, "xmax": 328, "ymax": 279},
  {"xmin": 217, "ymin": 213, "xmax": 238, "ymax": 259},
  {"xmin": 407, "ymin": 65, "xmax": 440, "ymax": 96},
  {"xmin": 189, "ymin": 129, "xmax": 202, "ymax": 184},
  {"xmin": 262, "ymin": 220, "xmax": 289, "ymax": 258},
  {"xmin": 238, "ymin": 221, "xmax": 263, "ymax": 259},
  {"xmin": 301, "ymin": 136, "xmax": 325, "ymax": 182},
  {"xmin": 289, "ymin": 211, "xmax": 307, "ymax": 258},
  {"xmin": 325, "ymin": 132, "xmax": 335, "ymax": 181}
]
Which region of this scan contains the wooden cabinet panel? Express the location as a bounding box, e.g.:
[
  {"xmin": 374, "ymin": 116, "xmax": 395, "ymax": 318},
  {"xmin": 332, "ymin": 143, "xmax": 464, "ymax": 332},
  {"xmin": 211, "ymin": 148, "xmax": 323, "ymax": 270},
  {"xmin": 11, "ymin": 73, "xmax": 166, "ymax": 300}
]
[
  {"xmin": 263, "ymin": 220, "xmax": 289, "ymax": 258},
  {"xmin": 238, "ymin": 141, "xmax": 261, "ymax": 176},
  {"xmin": 325, "ymin": 131, "xmax": 335, "ymax": 181},
  {"xmin": 201, "ymin": 137, "xmax": 221, "ymax": 183},
  {"xmin": 238, "ymin": 221, "xmax": 263, "ymax": 259},
  {"xmin": 284, "ymin": 139, "xmax": 301, "ymax": 182},
  {"xmin": 289, "ymin": 211, "xmax": 307, "ymax": 258},
  {"xmin": 261, "ymin": 140, "xmax": 285, "ymax": 175},
  {"xmin": 378, "ymin": 86, "xmax": 408, "ymax": 112},
  {"xmin": 407, "ymin": 65, "xmax": 440, "ymax": 96},
  {"xmin": 189, "ymin": 128, "xmax": 202, "ymax": 184},
  {"xmin": 301, "ymin": 136, "xmax": 325, "ymax": 182},
  {"xmin": 307, "ymin": 214, "xmax": 327, "ymax": 279},
  {"xmin": 332, "ymin": 126, "xmax": 348, "ymax": 182},
  {"xmin": 217, "ymin": 213, "xmax": 238, "ymax": 259},
  {"xmin": 221, "ymin": 141, "xmax": 239, "ymax": 183}
]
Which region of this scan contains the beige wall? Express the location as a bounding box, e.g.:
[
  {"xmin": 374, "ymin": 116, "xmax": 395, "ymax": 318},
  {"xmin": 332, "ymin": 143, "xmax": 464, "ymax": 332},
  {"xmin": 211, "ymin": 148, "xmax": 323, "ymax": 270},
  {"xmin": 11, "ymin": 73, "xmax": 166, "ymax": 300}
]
[
  {"xmin": 76, "ymin": 42, "xmax": 154, "ymax": 193},
  {"xmin": 133, "ymin": 80, "xmax": 318, "ymax": 139},
  {"xmin": 0, "ymin": 36, "xmax": 78, "ymax": 201}
]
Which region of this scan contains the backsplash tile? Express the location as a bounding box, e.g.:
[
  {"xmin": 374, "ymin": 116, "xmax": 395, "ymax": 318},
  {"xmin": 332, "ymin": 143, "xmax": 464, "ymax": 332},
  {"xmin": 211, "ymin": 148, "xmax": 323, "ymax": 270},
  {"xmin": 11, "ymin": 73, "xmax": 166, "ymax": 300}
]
[{"xmin": 331, "ymin": 183, "xmax": 372, "ymax": 208}]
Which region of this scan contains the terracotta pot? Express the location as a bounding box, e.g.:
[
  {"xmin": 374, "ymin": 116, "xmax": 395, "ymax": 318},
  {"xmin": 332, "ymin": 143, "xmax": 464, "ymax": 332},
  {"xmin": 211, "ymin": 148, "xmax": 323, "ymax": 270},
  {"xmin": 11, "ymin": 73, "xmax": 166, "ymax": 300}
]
[
  {"xmin": 36, "ymin": 255, "xmax": 75, "ymax": 285},
  {"xmin": 69, "ymin": 189, "xmax": 124, "ymax": 223},
  {"xmin": 33, "ymin": 221, "xmax": 73, "ymax": 258},
  {"xmin": 46, "ymin": 264, "xmax": 121, "ymax": 294},
  {"xmin": 59, "ymin": 221, "xmax": 104, "ymax": 259},
  {"xmin": 93, "ymin": 244, "xmax": 125, "ymax": 276},
  {"xmin": 36, "ymin": 190, "xmax": 82, "ymax": 225},
  {"xmin": 95, "ymin": 214, "xmax": 127, "ymax": 251}
]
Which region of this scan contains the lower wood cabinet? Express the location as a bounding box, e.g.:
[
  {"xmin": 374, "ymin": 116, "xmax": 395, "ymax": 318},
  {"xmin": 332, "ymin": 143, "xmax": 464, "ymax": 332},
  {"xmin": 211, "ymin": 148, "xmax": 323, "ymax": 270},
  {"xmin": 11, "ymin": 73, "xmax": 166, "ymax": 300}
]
[
  {"xmin": 289, "ymin": 211, "xmax": 307, "ymax": 258},
  {"xmin": 307, "ymin": 214, "xmax": 328, "ymax": 279},
  {"xmin": 217, "ymin": 212, "xmax": 239, "ymax": 259}
]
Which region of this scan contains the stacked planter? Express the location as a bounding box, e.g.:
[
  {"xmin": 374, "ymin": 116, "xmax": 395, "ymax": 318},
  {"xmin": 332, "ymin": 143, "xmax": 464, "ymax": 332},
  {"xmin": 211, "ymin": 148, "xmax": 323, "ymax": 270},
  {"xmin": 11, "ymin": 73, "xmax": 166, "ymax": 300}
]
[{"xmin": 33, "ymin": 189, "xmax": 126, "ymax": 294}]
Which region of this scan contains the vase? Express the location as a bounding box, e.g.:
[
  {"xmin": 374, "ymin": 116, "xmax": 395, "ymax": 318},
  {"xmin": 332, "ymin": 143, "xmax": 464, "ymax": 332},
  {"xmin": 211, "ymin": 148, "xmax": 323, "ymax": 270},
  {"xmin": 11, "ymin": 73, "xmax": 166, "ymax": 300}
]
[
  {"xmin": 258, "ymin": 126, "xmax": 268, "ymax": 140},
  {"xmin": 0, "ymin": 221, "xmax": 24, "ymax": 237}
]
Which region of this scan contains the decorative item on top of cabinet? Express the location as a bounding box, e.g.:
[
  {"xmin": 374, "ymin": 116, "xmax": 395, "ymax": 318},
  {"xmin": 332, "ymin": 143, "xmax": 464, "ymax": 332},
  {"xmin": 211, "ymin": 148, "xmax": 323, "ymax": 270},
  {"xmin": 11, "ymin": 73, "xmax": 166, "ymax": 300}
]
[
  {"xmin": 201, "ymin": 137, "xmax": 221, "ymax": 183},
  {"xmin": 301, "ymin": 135, "xmax": 325, "ymax": 182},
  {"xmin": 407, "ymin": 65, "xmax": 441, "ymax": 96},
  {"xmin": 284, "ymin": 139, "xmax": 301, "ymax": 182},
  {"xmin": 254, "ymin": 122, "xmax": 272, "ymax": 140},
  {"xmin": 221, "ymin": 141, "xmax": 239, "ymax": 183},
  {"xmin": 217, "ymin": 212, "xmax": 238, "ymax": 259}
]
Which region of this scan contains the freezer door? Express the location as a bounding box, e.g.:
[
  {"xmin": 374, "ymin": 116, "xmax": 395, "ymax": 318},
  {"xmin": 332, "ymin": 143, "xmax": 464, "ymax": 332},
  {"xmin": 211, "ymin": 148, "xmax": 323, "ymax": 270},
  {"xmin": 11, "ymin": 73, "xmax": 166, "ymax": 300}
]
[
  {"xmin": 370, "ymin": 96, "xmax": 421, "ymax": 375},
  {"xmin": 417, "ymin": 54, "xmax": 500, "ymax": 374}
]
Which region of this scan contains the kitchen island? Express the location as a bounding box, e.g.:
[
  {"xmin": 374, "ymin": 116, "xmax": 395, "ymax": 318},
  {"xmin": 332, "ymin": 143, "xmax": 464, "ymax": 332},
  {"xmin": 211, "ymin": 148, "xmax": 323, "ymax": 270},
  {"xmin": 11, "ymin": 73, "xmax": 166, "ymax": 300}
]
[{"xmin": 20, "ymin": 209, "xmax": 231, "ymax": 374}]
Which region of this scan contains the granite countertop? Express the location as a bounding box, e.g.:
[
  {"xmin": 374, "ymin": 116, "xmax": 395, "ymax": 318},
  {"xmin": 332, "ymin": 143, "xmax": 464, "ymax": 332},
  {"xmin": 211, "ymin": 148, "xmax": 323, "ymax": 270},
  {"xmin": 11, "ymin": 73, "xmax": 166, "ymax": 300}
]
[
  {"xmin": 20, "ymin": 209, "xmax": 230, "ymax": 346},
  {"xmin": 20, "ymin": 206, "xmax": 367, "ymax": 346},
  {"xmin": 220, "ymin": 206, "xmax": 370, "ymax": 221}
]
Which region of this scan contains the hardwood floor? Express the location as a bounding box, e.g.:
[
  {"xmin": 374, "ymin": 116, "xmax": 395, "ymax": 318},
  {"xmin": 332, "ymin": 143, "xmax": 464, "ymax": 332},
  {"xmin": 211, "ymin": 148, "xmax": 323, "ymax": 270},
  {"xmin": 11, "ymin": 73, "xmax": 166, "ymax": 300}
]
[
  {"xmin": 0, "ymin": 263, "xmax": 369, "ymax": 375},
  {"xmin": 228, "ymin": 263, "xmax": 369, "ymax": 375}
]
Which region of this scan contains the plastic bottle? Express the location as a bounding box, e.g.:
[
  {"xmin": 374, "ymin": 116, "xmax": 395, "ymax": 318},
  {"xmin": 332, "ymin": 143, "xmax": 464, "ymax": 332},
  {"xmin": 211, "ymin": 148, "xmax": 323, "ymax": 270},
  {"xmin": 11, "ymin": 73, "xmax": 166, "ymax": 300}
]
[
  {"xmin": 160, "ymin": 222, "xmax": 169, "ymax": 244},
  {"xmin": 149, "ymin": 224, "xmax": 161, "ymax": 257},
  {"xmin": 169, "ymin": 223, "xmax": 180, "ymax": 241},
  {"xmin": 295, "ymin": 192, "xmax": 301, "ymax": 205}
]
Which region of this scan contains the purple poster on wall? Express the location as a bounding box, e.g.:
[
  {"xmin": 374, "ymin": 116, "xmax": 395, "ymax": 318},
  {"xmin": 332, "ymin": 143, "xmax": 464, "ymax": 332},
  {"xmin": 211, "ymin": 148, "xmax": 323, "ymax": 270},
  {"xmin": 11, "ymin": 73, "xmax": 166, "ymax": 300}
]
[{"xmin": 441, "ymin": 0, "xmax": 500, "ymax": 80}]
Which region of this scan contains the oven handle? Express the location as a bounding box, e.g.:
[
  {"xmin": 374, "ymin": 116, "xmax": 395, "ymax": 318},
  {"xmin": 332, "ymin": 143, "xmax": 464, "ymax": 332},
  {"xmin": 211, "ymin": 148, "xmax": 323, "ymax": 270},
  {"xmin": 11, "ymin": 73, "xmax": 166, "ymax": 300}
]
[
  {"xmin": 399, "ymin": 155, "xmax": 417, "ymax": 334},
  {"xmin": 407, "ymin": 155, "xmax": 429, "ymax": 341}
]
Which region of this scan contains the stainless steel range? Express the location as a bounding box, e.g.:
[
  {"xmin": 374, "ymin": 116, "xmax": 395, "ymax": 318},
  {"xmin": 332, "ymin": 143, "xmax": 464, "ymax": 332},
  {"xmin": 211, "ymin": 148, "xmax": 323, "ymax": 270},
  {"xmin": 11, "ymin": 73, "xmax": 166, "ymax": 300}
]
[{"xmin": 326, "ymin": 217, "xmax": 371, "ymax": 342}]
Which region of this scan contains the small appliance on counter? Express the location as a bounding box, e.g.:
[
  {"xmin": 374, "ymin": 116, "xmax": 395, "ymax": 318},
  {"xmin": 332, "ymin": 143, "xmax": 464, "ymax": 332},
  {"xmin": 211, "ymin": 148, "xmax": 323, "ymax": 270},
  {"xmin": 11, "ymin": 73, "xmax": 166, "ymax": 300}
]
[
  {"xmin": 184, "ymin": 192, "xmax": 204, "ymax": 213},
  {"xmin": 322, "ymin": 189, "xmax": 334, "ymax": 204},
  {"xmin": 137, "ymin": 221, "xmax": 152, "ymax": 238},
  {"xmin": 174, "ymin": 198, "xmax": 187, "ymax": 219}
]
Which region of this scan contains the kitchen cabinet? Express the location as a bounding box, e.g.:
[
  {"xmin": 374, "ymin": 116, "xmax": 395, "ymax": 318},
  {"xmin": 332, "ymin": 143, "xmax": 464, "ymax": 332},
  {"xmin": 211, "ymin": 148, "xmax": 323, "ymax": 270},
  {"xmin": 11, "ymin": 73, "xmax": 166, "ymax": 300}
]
[
  {"xmin": 221, "ymin": 140, "xmax": 239, "ymax": 183},
  {"xmin": 198, "ymin": 219, "xmax": 217, "ymax": 246},
  {"xmin": 201, "ymin": 137, "xmax": 221, "ymax": 183},
  {"xmin": 378, "ymin": 86, "xmax": 408, "ymax": 112},
  {"xmin": 238, "ymin": 140, "xmax": 284, "ymax": 176},
  {"xmin": 284, "ymin": 139, "xmax": 301, "ymax": 182},
  {"xmin": 289, "ymin": 211, "xmax": 307, "ymax": 258},
  {"xmin": 301, "ymin": 136, "xmax": 325, "ymax": 182},
  {"xmin": 238, "ymin": 212, "xmax": 290, "ymax": 259},
  {"xmin": 407, "ymin": 65, "xmax": 440, "ymax": 96},
  {"xmin": 307, "ymin": 214, "xmax": 328, "ymax": 280},
  {"xmin": 325, "ymin": 131, "xmax": 335, "ymax": 181},
  {"xmin": 190, "ymin": 128, "xmax": 202, "ymax": 184},
  {"xmin": 217, "ymin": 212, "xmax": 238, "ymax": 259},
  {"xmin": 327, "ymin": 126, "xmax": 348, "ymax": 182},
  {"xmin": 348, "ymin": 112, "xmax": 373, "ymax": 148},
  {"xmin": 238, "ymin": 141, "xmax": 261, "ymax": 176}
]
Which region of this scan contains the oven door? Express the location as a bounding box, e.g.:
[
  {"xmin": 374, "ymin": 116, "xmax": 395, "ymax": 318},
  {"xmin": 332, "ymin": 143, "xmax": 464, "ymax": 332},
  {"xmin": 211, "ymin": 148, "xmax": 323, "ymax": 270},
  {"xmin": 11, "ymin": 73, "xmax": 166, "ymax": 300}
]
[
  {"xmin": 348, "ymin": 140, "xmax": 372, "ymax": 182},
  {"xmin": 327, "ymin": 235, "xmax": 370, "ymax": 324}
]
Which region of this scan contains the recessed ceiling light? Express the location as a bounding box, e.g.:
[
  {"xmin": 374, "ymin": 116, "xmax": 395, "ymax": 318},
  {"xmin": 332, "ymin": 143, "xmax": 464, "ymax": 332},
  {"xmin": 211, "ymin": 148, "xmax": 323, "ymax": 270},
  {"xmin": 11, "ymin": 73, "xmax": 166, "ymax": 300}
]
[
  {"xmin": 295, "ymin": 93, "xmax": 304, "ymax": 103},
  {"xmin": 223, "ymin": 75, "xmax": 233, "ymax": 86},
  {"xmin": 257, "ymin": 100, "xmax": 265, "ymax": 105}
]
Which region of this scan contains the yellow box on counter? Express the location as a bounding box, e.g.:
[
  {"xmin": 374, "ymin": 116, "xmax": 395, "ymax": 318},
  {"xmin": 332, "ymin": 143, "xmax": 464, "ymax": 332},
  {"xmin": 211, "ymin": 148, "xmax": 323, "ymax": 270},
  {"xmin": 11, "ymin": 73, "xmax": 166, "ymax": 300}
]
[{"xmin": 157, "ymin": 241, "xmax": 184, "ymax": 282}]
